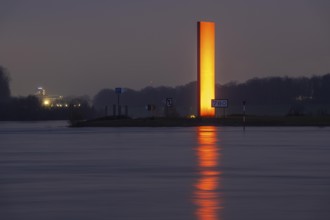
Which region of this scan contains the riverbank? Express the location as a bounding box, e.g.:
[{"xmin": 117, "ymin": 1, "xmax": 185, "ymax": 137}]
[{"xmin": 70, "ymin": 115, "xmax": 330, "ymax": 127}]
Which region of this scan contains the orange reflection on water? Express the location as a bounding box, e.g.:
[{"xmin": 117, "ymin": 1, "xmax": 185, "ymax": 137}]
[{"xmin": 194, "ymin": 126, "xmax": 223, "ymax": 220}]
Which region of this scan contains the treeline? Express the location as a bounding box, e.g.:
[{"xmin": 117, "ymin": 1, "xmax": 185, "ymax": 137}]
[
  {"xmin": 93, "ymin": 74, "xmax": 330, "ymax": 117},
  {"xmin": 0, "ymin": 95, "xmax": 92, "ymax": 121},
  {"xmin": 0, "ymin": 66, "xmax": 92, "ymax": 121},
  {"xmin": 220, "ymin": 75, "xmax": 330, "ymax": 105},
  {"xmin": 2, "ymin": 63, "xmax": 330, "ymax": 120},
  {"xmin": 93, "ymin": 82, "xmax": 197, "ymax": 117}
]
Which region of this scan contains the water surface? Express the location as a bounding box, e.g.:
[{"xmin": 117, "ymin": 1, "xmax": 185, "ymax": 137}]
[{"xmin": 1, "ymin": 121, "xmax": 329, "ymax": 220}]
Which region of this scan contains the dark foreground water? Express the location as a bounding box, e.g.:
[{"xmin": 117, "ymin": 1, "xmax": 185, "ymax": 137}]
[{"xmin": 0, "ymin": 121, "xmax": 330, "ymax": 220}]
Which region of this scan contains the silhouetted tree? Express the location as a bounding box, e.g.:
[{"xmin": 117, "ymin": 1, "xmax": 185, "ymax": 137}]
[{"xmin": 0, "ymin": 66, "xmax": 11, "ymax": 101}]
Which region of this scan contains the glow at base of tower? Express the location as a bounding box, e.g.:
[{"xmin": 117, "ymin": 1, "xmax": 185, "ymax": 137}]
[{"xmin": 198, "ymin": 21, "xmax": 215, "ymax": 117}]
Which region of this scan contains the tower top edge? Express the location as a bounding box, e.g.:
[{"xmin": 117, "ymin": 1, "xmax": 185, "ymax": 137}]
[{"xmin": 197, "ymin": 21, "xmax": 215, "ymax": 24}]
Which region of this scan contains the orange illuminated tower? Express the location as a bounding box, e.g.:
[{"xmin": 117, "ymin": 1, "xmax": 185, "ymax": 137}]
[{"xmin": 197, "ymin": 21, "xmax": 215, "ymax": 117}]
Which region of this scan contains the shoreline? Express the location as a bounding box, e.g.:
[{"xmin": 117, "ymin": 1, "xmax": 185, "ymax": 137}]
[{"xmin": 70, "ymin": 115, "xmax": 330, "ymax": 127}]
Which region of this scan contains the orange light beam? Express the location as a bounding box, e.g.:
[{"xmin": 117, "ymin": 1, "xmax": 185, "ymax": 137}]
[{"xmin": 197, "ymin": 21, "xmax": 215, "ymax": 117}]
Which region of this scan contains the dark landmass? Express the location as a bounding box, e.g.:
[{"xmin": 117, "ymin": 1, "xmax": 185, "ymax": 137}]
[
  {"xmin": 71, "ymin": 115, "xmax": 330, "ymax": 127},
  {"xmin": 0, "ymin": 66, "xmax": 93, "ymax": 121},
  {"xmin": 93, "ymin": 73, "xmax": 330, "ymax": 117},
  {"xmin": 2, "ymin": 65, "xmax": 330, "ymax": 121}
]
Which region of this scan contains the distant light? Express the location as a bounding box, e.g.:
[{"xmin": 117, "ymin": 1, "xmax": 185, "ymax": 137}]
[
  {"xmin": 43, "ymin": 99, "xmax": 50, "ymax": 106},
  {"xmin": 189, "ymin": 114, "xmax": 196, "ymax": 119}
]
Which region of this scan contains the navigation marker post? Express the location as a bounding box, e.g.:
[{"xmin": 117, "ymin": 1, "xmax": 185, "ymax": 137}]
[
  {"xmin": 242, "ymin": 100, "xmax": 246, "ymax": 130},
  {"xmin": 115, "ymin": 87, "xmax": 124, "ymax": 116}
]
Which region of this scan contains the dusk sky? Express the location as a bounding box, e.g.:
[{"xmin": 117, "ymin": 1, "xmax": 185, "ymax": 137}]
[{"xmin": 1, "ymin": 0, "xmax": 329, "ymax": 97}]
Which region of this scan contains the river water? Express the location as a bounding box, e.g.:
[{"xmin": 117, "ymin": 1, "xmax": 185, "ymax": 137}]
[{"xmin": 0, "ymin": 121, "xmax": 330, "ymax": 220}]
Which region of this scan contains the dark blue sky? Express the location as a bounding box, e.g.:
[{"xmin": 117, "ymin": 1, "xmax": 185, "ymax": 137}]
[{"xmin": 1, "ymin": 0, "xmax": 329, "ymax": 96}]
